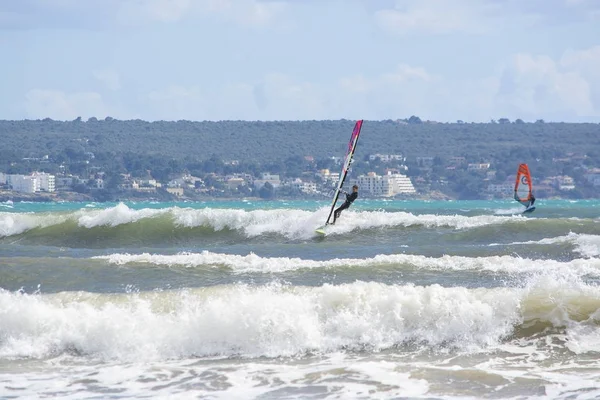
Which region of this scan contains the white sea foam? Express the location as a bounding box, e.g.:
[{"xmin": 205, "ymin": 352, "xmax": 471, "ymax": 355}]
[
  {"xmin": 2, "ymin": 277, "xmax": 600, "ymax": 398},
  {"xmin": 0, "ymin": 282, "xmax": 522, "ymax": 361},
  {"xmin": 3, "ymin": 276, "xmax": 600, "ymax": 362},
  {"xmin": 0, "ymin": 355, "xmax": 433, "ymax": 399},
  {"xmin": 95, "ymin": 250, "xmax": 600, "ymax": 276},
  {"xmin": 0, "ymin": 203, "xmax": 527, "ymax": 238},
  {"xmin": 498, "ymin": 232, "xmax": 600, "ymax": 258},
  {"xmin": 76, "ymin": 202, "xmax": 167, "ymax": 228},
  {"xmin": 0, "ymin": 212, "xmax": 69, "ymax": 237}
]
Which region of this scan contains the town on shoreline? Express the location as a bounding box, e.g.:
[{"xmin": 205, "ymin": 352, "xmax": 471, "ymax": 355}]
[{"xmin": 2, "ymin": 118, "xmax": 599, "ymax": 202}]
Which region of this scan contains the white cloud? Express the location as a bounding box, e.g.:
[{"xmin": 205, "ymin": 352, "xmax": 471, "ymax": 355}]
[
  {"xmin": 116, "ymin": 0, "xmax": 287, "ymax": 26},
  {"xmin": 373, "ymin": 0, "xmax": 546, "ymax": 35},
  {"xmin": 381, "ymin": 64, "xmax": 434, "ymax": 84},
  {"xmin": 374, "ymin": 0, "xmax": 507, "ymax": 35},
  {"xmin": 203, "ymin": 0, "xmax": 287, "ymax": 26},
  {"xmin": 23, "ymin": 46, "xmax": 600, "ymax": 123},
  {"xmin": 93, "ymin": 69, "xmax": 121, "ymax": 91},
  {"xmin": 170, "ymin": 49, "xmax": 600, "ymax": 122},
  {"xmin": 24, "ymin": 89, "xmax": 111, "ymax": 120},
  {"xmin": 141, "ymin": 63, "xmax": 437, "ymax": 121},
  {"xmin": 0, "ymin": 0, "xmax": 118, "ymax": 30},
  {"xmin": 146, "ymin": 85, "xmax": 208, "ymax": 120},
  {"xmin": 116, "ymin": 0, "xmax": 192, "ymax": 24},
  {"xmin": 494, "ymin": 50, "xmax": 599, "ymax": 121},
  {"xmin": 375, "ymin": 0, "xmax": 484, "ymax": 35}
]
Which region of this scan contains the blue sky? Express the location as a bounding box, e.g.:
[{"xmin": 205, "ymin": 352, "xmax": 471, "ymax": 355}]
[{"xmin": 1, "ymin": 0, "xmax": 599, "ymax": 122}]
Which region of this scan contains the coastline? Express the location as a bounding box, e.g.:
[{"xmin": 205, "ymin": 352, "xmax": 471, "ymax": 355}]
[
  {"xmin": 0, "ymin": 189, "xmax": 454, "ymax": 203},
  {"xmin": 0, "ymin": 189, "xmax": 568, "ymax": 203},
  {"xmin": 0, "ymin": 190, "xmax": 95, "ymax": 203}
]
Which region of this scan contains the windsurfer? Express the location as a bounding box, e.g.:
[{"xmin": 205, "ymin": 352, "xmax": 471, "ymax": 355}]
[{"xmin": 331, "ymin": 185, "xmax": 358, "ymax": 224}]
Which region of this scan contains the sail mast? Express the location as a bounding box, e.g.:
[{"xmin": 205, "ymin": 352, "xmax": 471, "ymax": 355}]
[{"xmin": 325, "ymin": 120, "xmax": 363, "ymax": 225}]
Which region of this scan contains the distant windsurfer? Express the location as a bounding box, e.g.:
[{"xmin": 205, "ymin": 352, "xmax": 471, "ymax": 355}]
[
  {"xmin": 515, "ymin": 190, "xmax": 536, "ymax": 211},
  {"xmin": 331, "ymin": 185, "xmax": 358, "ymax": 224}
]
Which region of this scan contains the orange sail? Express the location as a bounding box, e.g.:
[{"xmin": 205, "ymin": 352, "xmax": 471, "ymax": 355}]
[{"xmin": 514, "ymin": 163, "xmax": 533, "ymax": 207}]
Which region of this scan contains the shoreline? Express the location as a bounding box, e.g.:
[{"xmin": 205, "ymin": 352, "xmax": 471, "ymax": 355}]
[{"xmin": 0, "ymin": 190, "xmax": 575, "ymax": 203}]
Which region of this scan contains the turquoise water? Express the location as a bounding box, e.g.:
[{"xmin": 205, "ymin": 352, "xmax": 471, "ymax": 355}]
[
  {"xmin": 1, "ymin": 199, "xmax": 599, "ymax": 399},
  {"xmin": 3, "ymin": 198, "xmax": 600, "ymax": 213}
]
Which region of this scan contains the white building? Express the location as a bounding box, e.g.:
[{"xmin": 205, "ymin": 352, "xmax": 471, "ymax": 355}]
[
  {"xmin": 556, "ymin": 175, "xmax": 575, "ymax": 191},
  {"xmin": 487, "ymin": 183, "xmax": 513, "ymax": 194},
  {"xmin": 316, "ymin": 169, "xmax": 340, "ymax": 184},
  {"xmin": 33, "ymin": 172, "xmax": 56, "ymax": 192},
  {"xmin": 225, "ymin": 177, "xmax": 245, "ymax": 190},
  {"xmin": 92, "ymin": 178, "xmax": 104, "ymax": 189},
  {"xmin": 6, "ymin": 172, "xmax": 55, "ymax": 193},
  {"xmin": 289, "ymin": 178, "xmax": 317, "ymax": 194},
  {"xmin": 468, "ymin": 163, "xmax": 491, "ymax": 171},
  {"xmin": 369, "ymin": 154, "xmax": 405, "ymax": 162},
  {"xmin": 168, "ymin": 173, "xmax": 204, "ymax": 190},
  {"xmin": 355, "ymin": 171, "xmax": 416, "ymax": 197},
  {"xmin": 254, "ymin": 173, "xmax": 281, "ymax": 189},
  {"xmin": 7, "ymin": 175, "xmax": 38, "ymax": 193},
  {"xmin": 584, "ymin": 169, "xmax": 600, "ymax": 187}
]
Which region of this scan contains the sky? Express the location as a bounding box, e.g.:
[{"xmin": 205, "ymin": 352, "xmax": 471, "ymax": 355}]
[{"xmin": 1, "ymin": 0, "xmax": 599, "ymax": 122}]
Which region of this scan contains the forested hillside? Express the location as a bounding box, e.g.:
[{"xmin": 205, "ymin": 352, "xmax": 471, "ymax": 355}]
[{"xmin": 1, "ymin": 118, "xmax": 598, "ymax": 162}]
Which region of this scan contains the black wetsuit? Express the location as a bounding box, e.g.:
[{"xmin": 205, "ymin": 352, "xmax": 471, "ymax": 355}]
[{"xmin": 332, "ymin": 191, "xmax": 358, "ymax": 224}]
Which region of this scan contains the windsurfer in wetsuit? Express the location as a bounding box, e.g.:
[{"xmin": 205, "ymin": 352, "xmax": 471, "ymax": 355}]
[
  {"xmin": 331, "ymin": 185, "xmax": 358, "ymax": 224},
  {"xmin": 526, "ymin": 193, "xmax": 536, "ymax": 210}
]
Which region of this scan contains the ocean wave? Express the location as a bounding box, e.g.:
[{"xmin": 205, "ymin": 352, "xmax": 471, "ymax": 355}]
[
  {"xmin": 495, "ymin": 232, "xmax": 600, "ymax": 258},
  {"xmin": 1, "ymin": 277, "xmax": 598, "ymax": 361},
  {"xmin": 95, "ymin": 251, "xmax": 600, "ymax": 276},
  {"xmin": 0, "ymin": 202, "xmax": 551, "ymax": 241}
]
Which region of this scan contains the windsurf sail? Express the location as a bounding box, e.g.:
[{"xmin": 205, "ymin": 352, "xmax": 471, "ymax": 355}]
[
  {"xmin": 324, "ymin": 119, "xmax": 363, "ymax": 225},
  {"xmin": 514, "ymin": 163, "xmax": 533, "ymax": 207}
]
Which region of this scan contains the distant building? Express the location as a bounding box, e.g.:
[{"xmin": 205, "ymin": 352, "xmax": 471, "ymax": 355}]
[
  {"xmin": 168, "ymin": 173, "xmax": 204, "ymax": 190},
  {"xmin": 355, "ymin": 171, "xmax": 416, "ymax": 197},
  {"xmin": 33, "ymin": 172, "xmax": 56, "ymax": 192},
  {"xmin": 487, "ymin": 183, "xmax": 513, "ymax": 194},
  {"xmin": 416, "ymin": 157, "xmax": 434, "ymax": 168},
  {"xmin": 254, "ymin": 173, "xmax": 281, "ymax": 189},
  {"xmin": 7, "ymin": 175, "xmax": 38, "ymax": 193},
  {"xmin": 225, "ymin": 177, "xmax": 245, "ymax": 190},
  {"xmin": 316, "ymin": 169, "xmax": 340, "ymax": 183},
  {"xmin": 584, "ymin": 169, "xmax": 600, "ymax": 187},
  {"xmin": 289, "ymin": 178, "xmax": 317, "ymax": 194},
  {"xmin": 467, "ymin": 163, "xmax": 491, "ymax": 171},
  {"xmin": 369, "ymin": 154, "xmax": 405, "ymax": 163},
  {"xmin": 91, "ymin": 178, "xmax": 104, "ymax": 189},
  {"xmin": 449, "ymin": 156, "xmax": 466, "ymax": 165},
  {"xmin": 556, "ymin": 176, "xmax": 576, "ymax": 191},
  {"xmin": 5, "ymin": 172, "xmax": 55, "ymax": 193},
  {"xmin": 56, "ymin": 176, "xmax": 76, "ymax": 191},
  {"xmin": 132, "ymin": 179, "xmax": 160, "ymax": 192},
  {"xmin": 166, "ymin": 187, "xmax": 184, "ymax": 196}
]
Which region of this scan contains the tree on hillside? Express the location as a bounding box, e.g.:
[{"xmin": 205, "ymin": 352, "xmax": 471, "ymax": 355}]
[
  {"xmin": 408, "ymin": 115, "xmax": 423, "ymax": 124},
  {"xmin": 259, "ymin": 182, "xmax": 275, "ymax": 199}
]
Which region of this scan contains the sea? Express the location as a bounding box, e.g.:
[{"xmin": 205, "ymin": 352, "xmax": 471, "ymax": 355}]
[{"xmin": 1, "ymin": 198, "xmax": 599, "ymax": 399}]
